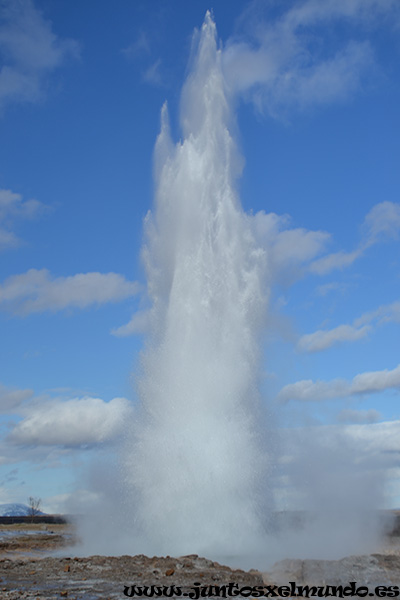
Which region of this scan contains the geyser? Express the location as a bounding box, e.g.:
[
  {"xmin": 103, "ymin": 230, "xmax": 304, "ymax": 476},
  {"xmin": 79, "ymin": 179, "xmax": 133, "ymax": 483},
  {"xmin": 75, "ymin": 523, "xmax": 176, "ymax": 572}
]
[
  {"xmin": 76, "ymin": 11, "xmax": 386, "ymax": 568},
  {"xmin": 123, "ymin": 12, "xmax": 270, "ymax": 559}
]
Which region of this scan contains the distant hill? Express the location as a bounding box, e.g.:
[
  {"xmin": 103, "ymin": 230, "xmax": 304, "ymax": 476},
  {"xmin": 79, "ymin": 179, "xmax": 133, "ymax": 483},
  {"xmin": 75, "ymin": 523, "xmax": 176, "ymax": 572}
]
[{"xmin": 0, "ymin": 503, "xmax": 45, "ymax": 517}]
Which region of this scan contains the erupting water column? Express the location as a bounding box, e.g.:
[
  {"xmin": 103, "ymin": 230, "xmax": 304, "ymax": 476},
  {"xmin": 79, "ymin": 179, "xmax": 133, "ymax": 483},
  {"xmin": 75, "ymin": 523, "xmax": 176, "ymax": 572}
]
[{"xmin": 125, "ymin": 12, "xmax": 270, "ymax": 559}]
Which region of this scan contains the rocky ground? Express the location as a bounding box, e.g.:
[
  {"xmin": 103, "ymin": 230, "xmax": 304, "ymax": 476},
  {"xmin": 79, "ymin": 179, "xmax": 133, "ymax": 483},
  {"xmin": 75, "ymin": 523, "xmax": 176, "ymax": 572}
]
[{"xmin": 0, "ymin": 524, "xmax": 400, "ymax": 598}]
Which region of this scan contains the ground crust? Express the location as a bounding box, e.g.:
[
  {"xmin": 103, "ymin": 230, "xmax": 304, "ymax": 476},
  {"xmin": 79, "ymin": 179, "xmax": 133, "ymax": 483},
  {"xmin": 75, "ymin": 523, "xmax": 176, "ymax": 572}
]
[{"xmin": 1, "ymin": 524, "xmax": 400, "ymax": 598}]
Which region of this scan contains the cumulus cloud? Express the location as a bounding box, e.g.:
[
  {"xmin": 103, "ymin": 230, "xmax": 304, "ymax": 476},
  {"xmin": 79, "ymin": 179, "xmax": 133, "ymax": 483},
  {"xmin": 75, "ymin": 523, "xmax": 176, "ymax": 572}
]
[
  {"xmin": 0, "ymin": 383, "xmax": 33, "ymax": 412},
  {"xmin": 278, "ymin": 378, "xmax": 348, "ymax": 403},
  {"xmin": 0, "ymin": 188, "xmax": 48, "ymax": 251},
  {"xmin": 343, "ymin": 419, "xmax": 400, "ymax": 460},
  {"xmin": 8, "ymin": 396, "xmax": 132, "ymax": 447},
  {"xmin": 299, "ymin": 298, "xmax": 400, "ymax": 353},
  {"xmin": 352, "ymin": 365, "xmax": 400, "ymax": 395},
  {"xmin": 278, "ymin": 363, "xmax": 400, "ymax": 403},
  {"xmin": 0, "ymin": 0, "xmax": 79, "ymax": 112},
  {"xmin": 363, "ymin": 200, "xmax": 400, "ymax": 243},
  {"xmin": 277, "ymin": 419, "xmax": 400, "ymax": 515},
  {"xmin": 309, "ymin": 248, "xmax": 363, "ymax": 276},
  {"xmin": 251, "ymin": 210, "xmax": 330, "ymax": 284},
  {"xmin": 355, "ymin": 300, "xmax": 400, "ymax": 328},
  {"xmin": 0, "ymin": 269, "xmax": 140, "ymax": 315},
  {"xmin": 298, "ymin": 323, "xmax": 371, "ymax": 352},
  {"xmin": 310, "ymin": 201, "xmax": 400, "ymax": 275},
  {"xmin": 250, "ymin": 202, "xmax": 400, "ymax": 284},
  {"xmin": 43, "ymin": 489, "xmax": 101, "ymax": 515},
  {"xmin": 111, "ymin": 309, "xmax": 150, "ymax": 337},
  {"xmin": 222, "ymin": 0, "xmax": 399, "ymax": 117},
  {"xmin": 337, "ymin": 408, "xmax": 381, "ymax": 424},
  {"xmin": 279, "ymin": 420, "xmax": 400, "ymax": 479}
]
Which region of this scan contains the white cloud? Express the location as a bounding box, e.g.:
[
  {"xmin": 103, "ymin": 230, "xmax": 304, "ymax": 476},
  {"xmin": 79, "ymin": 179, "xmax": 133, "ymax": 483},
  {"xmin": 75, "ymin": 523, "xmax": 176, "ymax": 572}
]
[
  {"xmin": 309, "ymin": 201, "xmax": 400, "ymax": 275},
  {"xmin": 280, "ymin": 419, "xmax": 400, "ymax": 478},
  {"xmin": 279, "ymin": 419, "xmax": 400, "ymax": 507},
  {"xmin": 282, "ymin": 0, "xmax": 399, "ymax": 28},
  {"xmin": 272, "ymin": 418, "xmax": 400, "ymax": 537},
  {"xmin": 299, "ymin": 297, "xmax": 400, "ymax": 353},
  {"xmin": 337, "ymin": 408, "xmax": 381, "ymax": 424},
  {"xmin": 222, "ymin": 0, "xmax": 399, "ymax": 117},
  {"xmin": 111, "ymin": 309, "xmax": 150, "ymax": 337},
  {"xmin": 363, "ymin": 200, "xmax": 400, "ymax": 243},
  {"xmin": 0, "ymin": 188, "xmax": 48, "ymax": 251},
  {"xmin": 342, "ymin": 419, "xmax": 400, "ymax": 458},
  {"xmin": 309, "ymin": 248, "xmax": 363, "ymax": 275},
  {"xmin": 298, "ymin": 323, "xmax": 371, "ymax": 352},
  {"xmin": 351, "ymin": 365, "xmax": 400, "ymax": 395},
  {"xmin": 8, "ymin": 396, "xmax": 132, "ymax": 447},
  {"xmin": 251, "ymin": 210, "xmax": 330, "ymax": 283},
  {"xmin": 355, "ymin": 300, "xmax": 400, "ymax": 327},
  {"xmin": 252, "ymin": 202, "xmax": 400, "ymax": 282},
  {"xmin": 0, "ymin": 228, "xmax": 18, "ymax": 249},
  {"xmin": 278, "ymin": 363, "xmax": 400, "ymax": 402},
  {"xmin": 0, "ymin": 189, "xmax": 44, "ymax": 220},
  {"xmin": 0, "ymin": 383, "xmax": 33, "ymax": 412},
  {"xmin": 0, "ymin": 0, "xmax": 79, "ymax": 112},
  {"xmin": 278, "ymin": 378, "xmax": 348, "ymax": 403},
  {"xmin": 43, "ymin": 489, "xmax": 101, "ymax": 515},
  {"xmin": 0, "ymin": 269, "xmax": 140, "ymax": 315}
]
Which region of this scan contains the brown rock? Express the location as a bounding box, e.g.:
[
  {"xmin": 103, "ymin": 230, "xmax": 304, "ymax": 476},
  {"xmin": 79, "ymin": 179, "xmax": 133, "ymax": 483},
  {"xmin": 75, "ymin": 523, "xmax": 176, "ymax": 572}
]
[{"xmin": 165, "ymin": 568, "xmax": 175, "ymax": 576}]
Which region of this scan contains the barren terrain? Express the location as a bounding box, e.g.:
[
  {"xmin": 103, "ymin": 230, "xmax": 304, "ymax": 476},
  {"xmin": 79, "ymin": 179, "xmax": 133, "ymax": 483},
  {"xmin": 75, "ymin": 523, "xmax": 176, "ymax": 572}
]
[{"xmin": 0, "ymin": 522, "xmax": 400, "ymax": 598}]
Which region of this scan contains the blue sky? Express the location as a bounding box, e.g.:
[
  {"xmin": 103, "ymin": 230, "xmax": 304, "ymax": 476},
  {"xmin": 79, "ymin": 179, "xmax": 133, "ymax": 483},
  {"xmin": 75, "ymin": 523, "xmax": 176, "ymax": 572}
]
[{"xmin": 0, "ymin": 0, "xmax": 400, "ymax": 514}]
